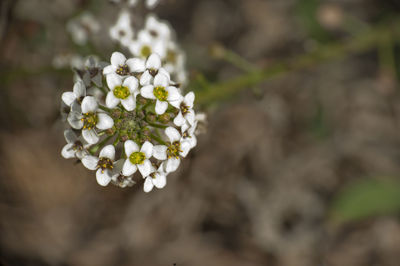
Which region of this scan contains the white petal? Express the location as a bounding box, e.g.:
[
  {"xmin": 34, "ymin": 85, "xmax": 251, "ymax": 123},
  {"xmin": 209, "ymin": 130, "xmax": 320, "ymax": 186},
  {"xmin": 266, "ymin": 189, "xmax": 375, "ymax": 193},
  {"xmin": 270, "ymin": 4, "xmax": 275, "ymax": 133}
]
[
  {"xmin": 152, "ymin": 145, "xmax": 167, "ymax": 160},
  {"xmin": 184, "ymin": 92, "xmax": 195, "ymax": 108},
  {"xmin": 82, "ymin": 155, "xmax": 99, "ymax": 170},
  {"xmin": 67, "ymin": 112, "xmax": 83, "ymax": 129},
  {"xmin": 180, "ymin": 140, "xmax": 192, "ymax": 158},
  {"xmin": 126, "ymin": 58, "xmax": 146, "ymax": 72},
  {"xmin": 97, "ymin": 113, "xmax": 114, "ymax": 130},
  {"xmin": 140, "ymin": 85, "xmax": 156, "ymax": 99},
  {"xmin": 169, "ymin": 98, "xmax": 181, "ymax": 109},
  {"xmin": 165, "ymin": 127, "xmax": 181, "ymax": 143},
  {"xmin": 81, "ymin": 96, "xmax": 98, "ymax": 113},
  {"xmin": 138, "ymin": 159, "xmax": 153, "ymax": 178},
  {"xmin": 99, "ymin": 145, "xmax": 115, "ymax": 160},
  {"xmin": 121, "ymin": 95, "xmax": 136, "ymax": 111},
  {"xmin": 106, "ymin": 91, "xmax": 120, "ymax": 108},
  {"xmin": 122, "ymin": 159, "xmax": 137, "ymax": 176},
  {"xmin": 153, "ymin": 173, "xmax": 166, "ymax": 189},
  {"xmin": 158, "ymin": 68, "xmax": 170, "ymax": 80},
  {"xmin": 73, "ymin": 80, "xmax": 86, "ymax": 98},
  {"xmin": 62, "ymin": 92, "xmax": 76, "ymax": 106},
  {"xmin": 155, "ymin": 100, "xmax": 168, "ymax": 115},
  {"xmin": 82, "ymin": 129, "xmax": 99, "ymax": 144},
  {"xmin": 188, "ymin": 135, "xmax": 197, "ymax": 148},
  {"xmin": 96, "ymin": 169, "xmax": 112, "ymax": 186},
  {"xmin": 165, "ymin": 158, "xmax": 180, "ymax": 173},
  {"xmin": 103, "ymin": 65, "xmax": 116, "ymax": 75},
  {"xmin": 185, "ymin": 109, "xmax": 196, "ymax": 125},
  {"xmin": 124, "ymin": 140, "xmax": 139, "ymax": 156},
  {"xmin": 146, "ymin": 53, "xmax": 161, "ymax": 70},
  {"xmin": 64, "ymin": 129, "xmax": 77, "ymax": 143},
  {"xmin": 106, "ymin": 73, "xmax": 122, "ymax": 90},
  {"xmin": 140, "ymin": 70, "xmax": 152, "ymax": 86},
  {"xmin": 140, "ymin": 141, "xmax": 153, "ymax": 158},
  {"xmin": 166, "ymin": 86, "xmax": 181, "ymax": 102},
  {"xmin": 173, "ymin": 112, "xmax": 185, "ymax": 127},
  {"xmin": 146, "ymin": 0, "xmax": 160, "ymax": 9},
  {"xmin": 143, "ymin": 177, "xmax": 154, "ymax": 192},
  {"xmin": 71, "ymin": 101, "xmax": 81, "ymax": 113},
  {"xmin": 61, "ymin": 143, "xmax": 76, "ymax": 159},
  {"xmin": 123, "ymin": 76, "xmax": 139, "ymax": 92},
  {"xmin": 111, "ymin": 51, "xmax": 126, "ymax": 66},
  {"xmin": 154, "ymin": 73, "xmax": 169, "ymax": 87}
]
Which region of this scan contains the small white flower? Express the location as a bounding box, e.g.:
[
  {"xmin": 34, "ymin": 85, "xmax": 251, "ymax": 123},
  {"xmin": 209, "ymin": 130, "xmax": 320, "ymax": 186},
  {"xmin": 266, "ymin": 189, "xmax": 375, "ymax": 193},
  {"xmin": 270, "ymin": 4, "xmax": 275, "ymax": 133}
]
[
  {"xmin": 140, "ymin": 73, "xmax": 182, "ymax": 114},
  {"xmin": 146, "ymin": 0, "xmax": 161, "ymax": 9},
  {"xmin": 144, "ymin": 14, "xmax": 171, "ymax": 42},
  {"xmin": 62, "ymin": 80, "xmax": 86, "ymax": 107},
  {"xmin": 82, "ymin": 145, "xmax": 119, "ymax": 186},
  {"xmin": 123, "ymin": 140, "xmax": 153, "ymax": 178},
  {"xmin": 139, "ymin": 53, "xmax": 162, "ymax": 85},
  {"xmin": 67, "ymin": 96, "xmax": 114, "ymax": 144},
  {"xmin": 153, "ymin": 127, "xmax": 191, "ymax": 173},
  {"xmin": 106, "ymin": 74, "xmax": 139, "ymax": 111},
  {"xmin": 143, "ymin": 163, "xmax": 167, "ymax": 192},
  {"xmin": 110, "ymin": 159, "xmax": 136, "ymax": 188},
  {"xmin": 61, "ymin": 129, "xmax": 91, "ymax": 159},
  {"xmin": 109, "ymin": 11, "xmax": 134, "ymax": 47},
  {"xmin": 129, "ymin": 30, "xmax": 166, "ymax": 59},
  {"xmin": 66, "ymin": 12, "xmax": 100, "ymax": 45},
  {"xmin": 103, "ymin": 51, "xmax": 145, "ymax": 77},
  {"xmin": 173, "ymin": 91, "xmax": 195, "ymax": 127},
  {"xmin": 181, "ymin": 121, "xmax": 198, "ymax": 149}
]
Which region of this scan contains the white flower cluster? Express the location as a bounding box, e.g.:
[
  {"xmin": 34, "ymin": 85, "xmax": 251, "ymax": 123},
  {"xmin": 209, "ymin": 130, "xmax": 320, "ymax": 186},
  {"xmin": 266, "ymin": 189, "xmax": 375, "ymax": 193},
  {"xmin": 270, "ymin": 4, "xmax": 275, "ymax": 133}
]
[
  {"xmin": 109, "ymin": 0, "xmax": 161, "ymax": 9},
  {"xmin": 110, "ymin": 12, "xmax": 187, "ymax": 85},
  {"xmin": 61, "ymin": 52, "xmax": 198, "ymax": 192}
]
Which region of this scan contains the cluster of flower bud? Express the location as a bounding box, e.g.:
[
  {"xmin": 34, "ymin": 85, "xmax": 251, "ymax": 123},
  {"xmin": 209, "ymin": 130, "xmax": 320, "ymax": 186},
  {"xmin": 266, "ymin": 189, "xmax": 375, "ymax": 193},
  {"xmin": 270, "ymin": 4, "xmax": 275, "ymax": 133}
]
[{"xmin": 61, "ymin": 52, "xmax": 198, "ymax": 192}]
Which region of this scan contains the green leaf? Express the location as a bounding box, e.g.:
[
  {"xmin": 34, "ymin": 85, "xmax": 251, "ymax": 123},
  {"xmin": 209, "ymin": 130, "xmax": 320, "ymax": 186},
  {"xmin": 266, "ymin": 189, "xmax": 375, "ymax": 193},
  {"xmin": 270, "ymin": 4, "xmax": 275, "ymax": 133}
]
[{"xmin": 330, "ymin": 178, "xmax": 400, "ymax": 224}]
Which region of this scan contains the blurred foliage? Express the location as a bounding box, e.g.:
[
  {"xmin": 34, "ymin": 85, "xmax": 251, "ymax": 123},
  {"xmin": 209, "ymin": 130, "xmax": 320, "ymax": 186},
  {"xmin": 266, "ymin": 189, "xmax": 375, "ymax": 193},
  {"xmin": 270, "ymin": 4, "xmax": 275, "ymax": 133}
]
[
  {"xmin": 296, "ymin": 0, "xmax": 332, "ymax": 43},
  {"xmin": 330, "ymin": 179, "xmax": 400, "ymax": 224}
]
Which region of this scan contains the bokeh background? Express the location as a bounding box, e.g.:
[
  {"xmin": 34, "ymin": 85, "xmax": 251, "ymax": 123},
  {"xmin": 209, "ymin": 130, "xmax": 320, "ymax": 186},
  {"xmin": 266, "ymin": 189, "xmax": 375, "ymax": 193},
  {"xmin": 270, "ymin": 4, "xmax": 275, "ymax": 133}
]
[{"xmin": 2, "ymin": 0, "xmax": 400, "ymax": 265}]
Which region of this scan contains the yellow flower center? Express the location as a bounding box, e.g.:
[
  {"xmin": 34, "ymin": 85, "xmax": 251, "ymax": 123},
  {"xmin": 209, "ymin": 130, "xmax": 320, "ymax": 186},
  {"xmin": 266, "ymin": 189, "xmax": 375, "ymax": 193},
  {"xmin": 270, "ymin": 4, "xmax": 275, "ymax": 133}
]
[
  {"xmin": 140, "ymin": 45, "xmax": 152, "ymax": 58},
  {"xmin": 129, "ymin": 151, "xmax": 145, "ymax": 165},
  {"xmin": 180, "ymin": 102, "xmax": 189, "ymax": 115},
  {"xmin": 154, "ymin": 86, "xmax": 168, "ymax": 101},
  {"xmin": 113, "ymin": 85, "xmax": 130, "ymax": 99},
  {"xmin": 167, "ymin": 50, "xmax": 177, "ymax": 64},
  {"xmin": 97, "ymin": 157, "xmax": 114, "ymax": 172},
  {"xmin": 81, "ymin": 112, "xmax": 98, "ymax": 130},
  {"xmin": 167, "ymin": 141, "xmax": 182, "ymax": 159}
]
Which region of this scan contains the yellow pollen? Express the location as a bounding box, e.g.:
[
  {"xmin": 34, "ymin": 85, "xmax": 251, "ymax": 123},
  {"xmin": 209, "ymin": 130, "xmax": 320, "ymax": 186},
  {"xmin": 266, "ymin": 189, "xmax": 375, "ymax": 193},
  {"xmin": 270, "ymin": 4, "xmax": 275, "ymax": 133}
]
[
  {"xmin": 129, "ymin": 152, "xmax": 145, "ymax": 165},
  {"xmin": 154, "ymin": 86, "xmax": 168, "ymax": 101},
  {"xmin": 113, "ymin": 85, "xmax": 130, "ymax": 99}
]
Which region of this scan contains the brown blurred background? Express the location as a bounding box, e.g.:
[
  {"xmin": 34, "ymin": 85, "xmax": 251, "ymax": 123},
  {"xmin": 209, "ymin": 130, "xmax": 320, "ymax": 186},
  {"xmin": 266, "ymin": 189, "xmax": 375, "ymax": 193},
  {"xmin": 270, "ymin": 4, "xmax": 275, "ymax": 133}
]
[{"xmin": 2, "ymin": 0, "xmax": 400, "ymax": 265}]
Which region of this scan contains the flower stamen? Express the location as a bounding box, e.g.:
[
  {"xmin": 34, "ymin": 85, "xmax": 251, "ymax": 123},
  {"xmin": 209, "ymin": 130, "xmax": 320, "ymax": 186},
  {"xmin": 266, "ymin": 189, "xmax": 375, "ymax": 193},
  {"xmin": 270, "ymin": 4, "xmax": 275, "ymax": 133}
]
[{"xmin": 154, "ymin": 86, "xmax": 168, "ymax": 101}]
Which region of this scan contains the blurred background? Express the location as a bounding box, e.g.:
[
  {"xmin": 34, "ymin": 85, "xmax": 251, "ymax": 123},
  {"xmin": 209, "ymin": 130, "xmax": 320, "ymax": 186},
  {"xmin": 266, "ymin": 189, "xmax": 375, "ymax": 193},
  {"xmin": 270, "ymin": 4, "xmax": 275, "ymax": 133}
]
[{"xmin": 2, "ymin": 0, "xmax": 400, "ymax": 265}]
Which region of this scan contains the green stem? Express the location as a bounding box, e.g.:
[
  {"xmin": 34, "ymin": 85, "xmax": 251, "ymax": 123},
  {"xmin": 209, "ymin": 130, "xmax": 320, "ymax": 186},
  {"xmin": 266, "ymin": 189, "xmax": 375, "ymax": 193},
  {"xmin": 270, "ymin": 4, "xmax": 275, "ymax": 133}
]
[
  {"xmin": 150, "ymin": 134, "xmax": 167, "ymax": 145},
  {"xmin": 195, "ymin": 19, "xmax": 400, "ymax": 106},
  {"xmin": 98, "ymin": 105, "xmax": 111, "ymax": 112},
  {"xmin": 89, "ymin": 135, "xmax": 113, "ymax": 154},
  {"xmin": 147, "ymin": 121, "xmax": 167, "ymax": 129}
]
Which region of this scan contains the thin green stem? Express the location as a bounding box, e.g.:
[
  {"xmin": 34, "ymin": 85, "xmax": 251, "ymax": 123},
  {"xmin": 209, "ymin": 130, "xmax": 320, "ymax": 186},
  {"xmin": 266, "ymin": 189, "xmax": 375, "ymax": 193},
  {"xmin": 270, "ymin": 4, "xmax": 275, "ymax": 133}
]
[
  {"xmin": 147, "ymin": 121, "xmax": 167, "ymax": 129},
  {"xmin": 195, "ymin": 19, "xmax": 400, "ymax": 106},
  {"xmin": 150, "ymin": 134, "xmax": 167, "ymax": 145},
  {"xmin": 89, "ymin": 135, "xmax": 113, "ymax": 154},
  {"xmin": 98, "ymin": 105, "xmax": 111, "ymax": 112}
]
